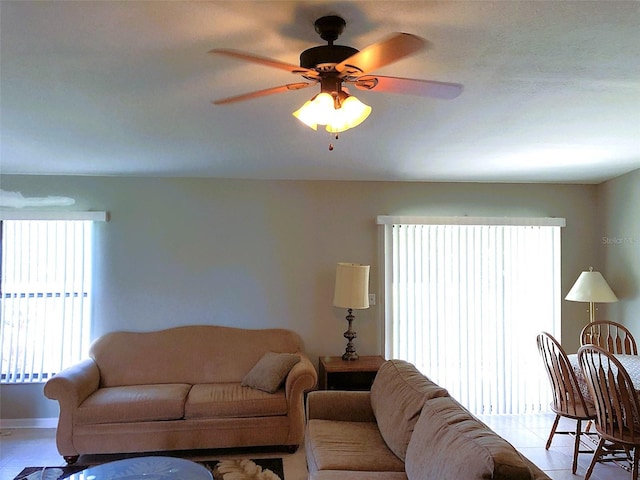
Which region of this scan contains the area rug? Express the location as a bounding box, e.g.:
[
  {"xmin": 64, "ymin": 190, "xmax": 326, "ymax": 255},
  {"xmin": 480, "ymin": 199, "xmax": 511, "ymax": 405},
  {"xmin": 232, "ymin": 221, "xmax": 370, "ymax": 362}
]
[{"xmin": 13, "ymin": 458, "xmax": 284, "ymax": 480}]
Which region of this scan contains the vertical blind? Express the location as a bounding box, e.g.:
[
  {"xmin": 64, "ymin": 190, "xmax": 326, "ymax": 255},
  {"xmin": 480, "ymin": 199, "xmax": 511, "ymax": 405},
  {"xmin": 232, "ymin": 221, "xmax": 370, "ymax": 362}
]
[
  {"xmin": 0, "ymin": 220, "xmax": 93, "ymax": 382},
  {"xmin": 379, "ymin": 217, "xmax": 564, "ymax": 415}
]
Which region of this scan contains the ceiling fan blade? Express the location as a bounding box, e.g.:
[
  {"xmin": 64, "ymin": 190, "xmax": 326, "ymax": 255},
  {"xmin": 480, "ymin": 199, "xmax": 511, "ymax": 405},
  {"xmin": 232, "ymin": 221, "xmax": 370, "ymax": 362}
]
[
  {"xmin": 336, "ymin": 33, "xmax": 429, "ymax": 78},
  {"xmin": 210, "ymin": 49, "xmax": 318, "ymax": 78},
  {"xmin": 353, "ymin": 75, "xmax": 463, "ymax": 100},
  {"xmin": 212, "ymin": 82, "xmax": 314, "ymax": 105}
]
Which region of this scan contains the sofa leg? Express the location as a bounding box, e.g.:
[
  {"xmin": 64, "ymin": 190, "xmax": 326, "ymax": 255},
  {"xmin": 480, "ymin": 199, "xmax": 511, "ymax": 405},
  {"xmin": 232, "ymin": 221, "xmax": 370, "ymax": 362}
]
[
  {"xmin": 64, "ymin": 455, "xmax": 79, "ymax": 465},
  {"xmin": 283, "ymin": 445, "xmax": 299, "ymax": 453}
]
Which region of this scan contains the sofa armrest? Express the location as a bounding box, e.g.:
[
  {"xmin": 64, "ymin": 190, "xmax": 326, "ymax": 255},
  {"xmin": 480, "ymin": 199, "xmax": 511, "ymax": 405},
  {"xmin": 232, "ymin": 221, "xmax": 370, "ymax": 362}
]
[
  {"xmin": 281, "ymin": 353, "xmax": 317, "ymax": 447},
  {"xmin": 306, "ymin": 390, "xmax": 376, "ymax": 422},
  {"xmin": 44, "ymin": 358, "xmax": 101, "ymax": 457},
  {"xmin": 44, "ymin": 357, "xmax": 100, "ymax": 406},
  {"xmin": 285, "ymin": 354, "xmax": 318, "ymax": 397}
]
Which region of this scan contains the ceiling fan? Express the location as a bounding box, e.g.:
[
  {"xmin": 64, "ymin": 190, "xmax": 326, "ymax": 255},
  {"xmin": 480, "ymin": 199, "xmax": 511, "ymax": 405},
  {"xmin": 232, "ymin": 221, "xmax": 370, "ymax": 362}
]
[{"xmin": 210, "ymin": 15, "xmax": 463, "ymax": 133}]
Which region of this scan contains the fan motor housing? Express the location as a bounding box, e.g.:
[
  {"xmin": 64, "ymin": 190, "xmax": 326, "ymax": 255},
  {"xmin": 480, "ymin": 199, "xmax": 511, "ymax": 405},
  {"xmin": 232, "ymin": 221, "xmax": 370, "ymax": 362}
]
[{"xmin": 300, "ymin": 45, "xmax": 359, "ymax": 71}]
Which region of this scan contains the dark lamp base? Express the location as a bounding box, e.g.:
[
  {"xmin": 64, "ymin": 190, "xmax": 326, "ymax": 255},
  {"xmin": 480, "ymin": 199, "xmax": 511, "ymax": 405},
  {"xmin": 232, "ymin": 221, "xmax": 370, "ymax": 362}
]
[
  {"xmin": 342, "ymin": 351, "xmax": 359, "ymax": 361},
  {"xmin": 342, "ymin": 308, "xmax": 359, "ymax": 361}
]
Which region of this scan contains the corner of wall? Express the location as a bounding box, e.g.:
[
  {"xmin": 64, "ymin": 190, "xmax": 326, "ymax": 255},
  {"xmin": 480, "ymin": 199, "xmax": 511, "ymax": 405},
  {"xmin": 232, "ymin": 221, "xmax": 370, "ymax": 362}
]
[{"xmin": 597, "ymin": 168, "xmax": 640, "ymax": 328}]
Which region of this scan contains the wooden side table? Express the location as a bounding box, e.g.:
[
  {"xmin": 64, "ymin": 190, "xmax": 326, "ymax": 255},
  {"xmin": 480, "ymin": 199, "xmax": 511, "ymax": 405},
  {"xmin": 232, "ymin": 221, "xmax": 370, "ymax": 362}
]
[{"xmin": 318, "ymin": 355, "xmax": 386, "ymax": 390}]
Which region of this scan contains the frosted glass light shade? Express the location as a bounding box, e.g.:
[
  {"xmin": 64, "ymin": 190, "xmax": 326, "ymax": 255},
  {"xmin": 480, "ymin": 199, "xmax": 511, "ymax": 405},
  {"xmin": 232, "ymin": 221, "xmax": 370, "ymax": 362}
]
[
  {"xmin": 333, "ymin": 263, "xmax": 370, "ymax": 309},
  {"xmin": 292, "ymin": 99, "xmax": 318, "ymax": 130},
  {"xmin": 293, "ymin": 93, "xmax": 371, "ymax": 133},
  {"xmin": 565, "ymin": 268, "xmax": 618, "ymax": 303},
  {"xmin": 292, "ymin": 93, "xmax": 335, "ymax": 131},
  {"xmin": 326, "ymin": 96, "xmax": 372, "ymax": 133}
]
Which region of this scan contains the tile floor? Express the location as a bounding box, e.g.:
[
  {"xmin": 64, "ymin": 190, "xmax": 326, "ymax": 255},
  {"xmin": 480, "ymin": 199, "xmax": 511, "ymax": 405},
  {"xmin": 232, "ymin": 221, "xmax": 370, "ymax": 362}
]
[
  {"xmin": 0, "ymin": 432, "xmax": 308, "ymax": 480},
  {"xmin": 476, "ymin": 413, "xmax": 633, "ymax": 480},
  {"xmin": 0, "ymin": 413, "xmax": 634, "ymax": 480}
]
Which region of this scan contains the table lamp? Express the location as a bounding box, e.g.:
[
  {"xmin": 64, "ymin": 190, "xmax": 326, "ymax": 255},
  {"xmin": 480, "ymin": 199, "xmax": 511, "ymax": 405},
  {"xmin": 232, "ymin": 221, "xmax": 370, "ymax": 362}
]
[
  {"xmin": 333, "ymin": 262, "xmax": 370, "ymax": 361},
  {"xmin": 565, "ymin": 266, "xmax": 618, "ymax": 323}
]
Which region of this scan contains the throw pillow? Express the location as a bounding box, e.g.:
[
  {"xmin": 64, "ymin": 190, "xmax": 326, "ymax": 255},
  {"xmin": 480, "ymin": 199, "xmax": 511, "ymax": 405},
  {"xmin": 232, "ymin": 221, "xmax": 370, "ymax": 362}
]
[{"xmin": 242, "ymin": 352, "xmax": 300, "ymax": 393}]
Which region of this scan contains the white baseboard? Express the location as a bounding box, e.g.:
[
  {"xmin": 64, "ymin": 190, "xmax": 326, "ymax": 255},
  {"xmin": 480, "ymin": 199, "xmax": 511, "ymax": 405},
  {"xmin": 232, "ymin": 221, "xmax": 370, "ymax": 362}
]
[{"xmin": 0, "ymin": 417, "xmax": 57, "ymax": 429}]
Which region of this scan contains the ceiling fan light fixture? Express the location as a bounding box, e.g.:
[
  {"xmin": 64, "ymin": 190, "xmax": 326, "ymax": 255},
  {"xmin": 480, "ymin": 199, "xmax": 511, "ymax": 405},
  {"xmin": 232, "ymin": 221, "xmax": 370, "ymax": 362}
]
[
  {"xmin": 292, "ymin": 92, "xmax": 335, "ymax": 130},
  {"xmin": 212, "ymin": 17, "xmax": 463, "ymax": 142},
  {"xmin": 293, "ymin": 91, "xmax": 371, "ymax": 134},
  {"xmin": 326, "ymin": 95, "xmax": 371, "ymax": 133},
  {"xmin": 292, "ymin": 99, "xmax": 318, "ymax": 130}
]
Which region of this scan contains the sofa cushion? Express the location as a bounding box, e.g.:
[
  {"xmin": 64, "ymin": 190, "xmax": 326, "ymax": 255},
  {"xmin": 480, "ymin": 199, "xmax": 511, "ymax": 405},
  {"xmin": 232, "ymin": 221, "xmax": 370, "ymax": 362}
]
[
  {"xmin": 241, "ymin": 352, "xmax": 300, "ymax": 393},
  {"xmin": 76, "ymin": 384, "xmax": 191, "ymax": 425},
  {"xmin": 370, "ymin": 360, "xmax": 449, "ymax": 460},
  {"xmin": 306, "ymin": 419, "xmax": 405, "ymax": 473},
  {"xmin": 405, "ymin": 396, "xmax": 534, "ymax": 480},
  {"xmin": 90, "ymin": 326, "xmax": 305, "ymax": 386},
  {"xmin": 184, "ymin": 383, "xmax": 288, "ymax": 419}
]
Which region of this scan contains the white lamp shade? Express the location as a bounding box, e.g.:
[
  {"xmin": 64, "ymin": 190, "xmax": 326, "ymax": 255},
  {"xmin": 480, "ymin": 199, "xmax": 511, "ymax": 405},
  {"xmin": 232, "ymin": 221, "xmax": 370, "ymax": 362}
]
[
  {"xmin": 333, "ymin": 263, "xmax": 370, "ymax": 309},
  {"xmin": 565, "ymin": 269, "xmax": 618, "ymax": 303}
]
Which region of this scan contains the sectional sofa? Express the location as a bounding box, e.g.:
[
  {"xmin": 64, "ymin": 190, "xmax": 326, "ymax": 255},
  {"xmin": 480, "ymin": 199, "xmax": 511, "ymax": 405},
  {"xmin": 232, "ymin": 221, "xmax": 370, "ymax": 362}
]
[{"xmin": 305, "ymin": 359, "xmax": 550, "ymax": 480}]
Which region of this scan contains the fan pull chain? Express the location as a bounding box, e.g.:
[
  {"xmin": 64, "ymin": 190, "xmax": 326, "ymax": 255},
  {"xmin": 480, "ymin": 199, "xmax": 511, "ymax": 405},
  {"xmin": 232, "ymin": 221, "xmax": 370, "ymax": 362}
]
[{"xmin": 328, "ymin": 133, "xmax": 339, "ymax": 151}]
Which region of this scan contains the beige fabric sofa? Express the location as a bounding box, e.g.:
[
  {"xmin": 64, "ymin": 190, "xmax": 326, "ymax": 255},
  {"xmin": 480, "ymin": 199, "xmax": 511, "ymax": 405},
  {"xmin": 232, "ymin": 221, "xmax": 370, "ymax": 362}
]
[
  {"xmin": 306, "ymin": 359, "xmax": 550, "ymax": 480},
  {"xmin": 44, "ymin": 325, "xmax": 317, "ymax": 463}
]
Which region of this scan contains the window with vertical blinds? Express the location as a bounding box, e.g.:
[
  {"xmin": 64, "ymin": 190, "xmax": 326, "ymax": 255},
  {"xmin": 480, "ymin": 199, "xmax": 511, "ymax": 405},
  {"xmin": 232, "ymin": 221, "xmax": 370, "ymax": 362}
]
[
  {"xmin": 1, "ymin": 213, "xmax": 105, "ymax": 383},
  {"xmin": 378, "ymin": 216, "xmax": 565, "ymax": 415}
]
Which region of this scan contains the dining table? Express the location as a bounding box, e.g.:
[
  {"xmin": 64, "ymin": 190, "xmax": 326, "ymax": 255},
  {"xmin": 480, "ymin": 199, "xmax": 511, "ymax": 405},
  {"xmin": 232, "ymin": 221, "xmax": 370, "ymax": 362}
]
[{"xmin": 568, "ymin": 353, "xmax": 640, "ymax": 399}]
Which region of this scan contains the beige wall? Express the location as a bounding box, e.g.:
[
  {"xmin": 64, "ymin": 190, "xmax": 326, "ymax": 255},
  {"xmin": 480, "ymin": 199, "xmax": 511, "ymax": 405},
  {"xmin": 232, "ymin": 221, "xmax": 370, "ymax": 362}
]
[
  {"xmin": 598, "ymin": 168, "xmax": 640, "ymax": 334},
  {"xmin": 0, "ymin": 174, "xmax": 613, "ymax": 420}
]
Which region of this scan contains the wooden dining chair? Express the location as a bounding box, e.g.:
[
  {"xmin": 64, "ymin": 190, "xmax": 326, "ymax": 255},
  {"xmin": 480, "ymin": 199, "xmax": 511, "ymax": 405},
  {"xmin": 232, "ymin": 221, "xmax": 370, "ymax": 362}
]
[
  {"xmin": 536, "ymin": 332, "xmax": 597, "ymax": 473},
  {"xmin": 578, "ymin": 344, "xmax": 640, "ymax": 480},
  {"xmin": 581, "ymin": 320, "xmax": 638, "ymax": 355}
]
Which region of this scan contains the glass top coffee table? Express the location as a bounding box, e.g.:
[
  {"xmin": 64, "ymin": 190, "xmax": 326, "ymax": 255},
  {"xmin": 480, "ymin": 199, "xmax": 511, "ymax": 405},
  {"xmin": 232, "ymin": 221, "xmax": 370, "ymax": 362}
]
[{"xmin": 64, "ymin": 456, "xmax": 213, "ymax": 480}]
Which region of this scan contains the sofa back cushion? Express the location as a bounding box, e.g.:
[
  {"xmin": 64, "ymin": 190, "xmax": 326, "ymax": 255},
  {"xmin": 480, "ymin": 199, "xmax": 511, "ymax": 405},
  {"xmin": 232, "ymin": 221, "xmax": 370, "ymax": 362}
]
[
  {"xmin": 370, "ymin": 360, "xmax": 449, "ymax": 460},
  {"xmin": 90, "ymin": 325, "xmax": 304, "ymax": 387},
  {"xmin": 405, "ymin": 396, "xmax": 534, "ymax": 480}
]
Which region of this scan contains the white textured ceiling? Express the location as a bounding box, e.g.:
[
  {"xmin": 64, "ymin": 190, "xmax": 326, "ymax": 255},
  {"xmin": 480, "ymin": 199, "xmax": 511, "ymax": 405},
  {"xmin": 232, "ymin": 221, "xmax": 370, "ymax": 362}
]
[{"xmin": 1, "ymin": 1, "xmax": 639, "ymax": 183}]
